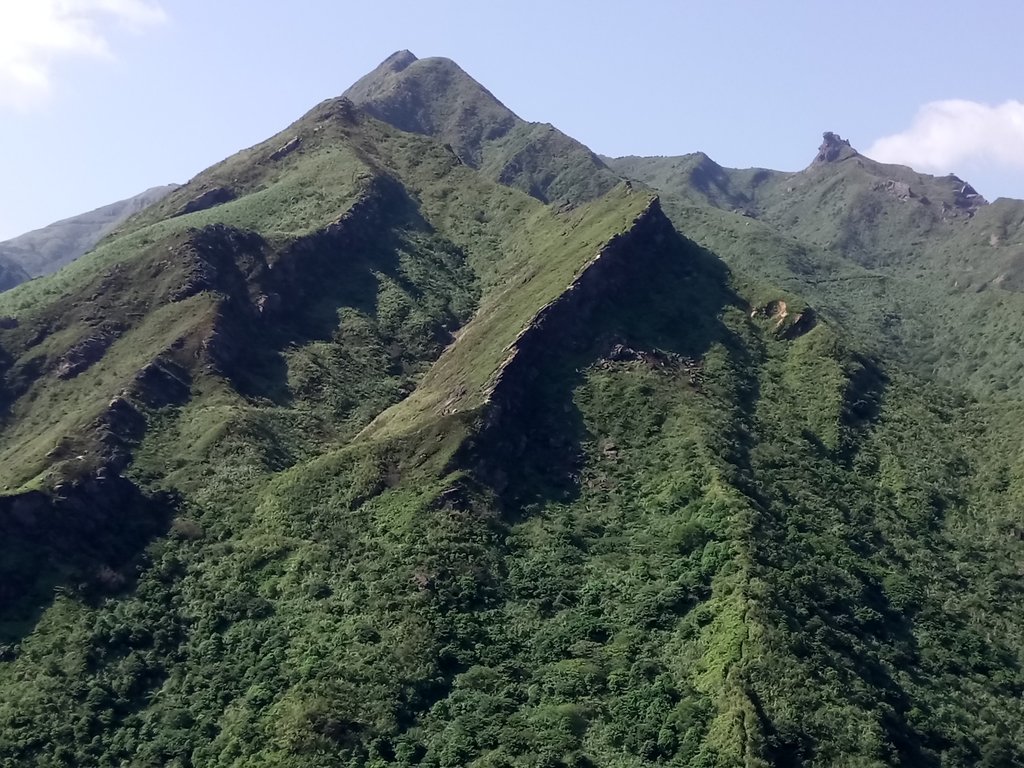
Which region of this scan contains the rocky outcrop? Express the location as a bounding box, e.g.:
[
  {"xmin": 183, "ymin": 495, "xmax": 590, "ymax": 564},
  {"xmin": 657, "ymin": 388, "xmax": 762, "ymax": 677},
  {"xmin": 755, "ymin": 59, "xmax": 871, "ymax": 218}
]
[
  {"xmin": 751, "ymin": 300, "xmax": 817, "ymax": 340},
  {"xmin": 268, "ymin": 176, "xmax": 403, "ymax": 294},
  {"xmin": 599, "ymin": 342, "xmax": 704, "ymax": 386},
  {"xmin": 168, "ymin": 225, "xmax": 269, "ymax": 302},
  {"xmin": 481, "ymin": 197, "xmax": 671, "ymax": 430},
  {"xmin": 879, "ymin": 179, "xmax": 915, "ymax": 201},
  {"xmin": 813, "ymin": 132, "xmax": 857, "ymax": 164},
  {"xmin": 55, "ymin": 331, "xmax": 118, "ymax": 379},
  {"xmin": 780, "ymin": 308, "xmax": 817, "ymax": 340},
  {"xmin": 269, "ymin": 136, "xmax": 302, "ymax": 162},
  {"xmin": 174, "ymin": 186, "xmax": 236, "ymax": 217},
  {"xmin": 952, "ymin": 177, "xmax": 986, "ymax": 211}
]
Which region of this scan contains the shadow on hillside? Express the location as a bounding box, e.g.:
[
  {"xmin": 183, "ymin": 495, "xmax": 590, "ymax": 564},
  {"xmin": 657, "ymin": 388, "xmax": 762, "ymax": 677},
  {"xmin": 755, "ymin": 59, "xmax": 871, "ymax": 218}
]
[
  {"xmin": 0, "ymin": 478, "xmax": 175, "ymax": 649},
  {"xmin": 467, "ymin": 219, "xmax": 749, "ymax": 513},
  {"xmin": 214, "ymin": 179, "xmax": 473, "ymax": 414}
]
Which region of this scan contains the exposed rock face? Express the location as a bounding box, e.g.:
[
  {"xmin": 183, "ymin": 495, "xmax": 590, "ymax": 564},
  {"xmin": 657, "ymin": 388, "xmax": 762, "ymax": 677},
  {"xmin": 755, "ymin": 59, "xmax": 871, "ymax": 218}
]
[
  {"xmin": 781, "ymin": 308, "xmax": 817, "ymax": 340},
  {"xmin": 269, "ymin": 136, "xmax": 301, "ymax": 162},
  {"xmin": 814, "ymin": 132, "xmax": 857, "ymax": 164},
  {"xmin": 55, "ymin": 332, "xmax": 118, "ymax": 379},
  {"xmin": 600, "ymin": 342, "xmax": 704, "ymax": 385},
  {"xmin": 881, "ymin": 179, "xmax": 914, "ymax": 201},
  {"xmin": 168, "ymin": 225, "xmax": 269, "ymax": 303},
  {"xmin": 751, "ymin": 299, "xmax": 817, "ymax": 339},
  {"xmin": 175, "ymin": 186, "xmax": 236, "ymax": 217},
  {"xmin": 952, "ymin": 177, "xmax": 986, "ymax": 210}
]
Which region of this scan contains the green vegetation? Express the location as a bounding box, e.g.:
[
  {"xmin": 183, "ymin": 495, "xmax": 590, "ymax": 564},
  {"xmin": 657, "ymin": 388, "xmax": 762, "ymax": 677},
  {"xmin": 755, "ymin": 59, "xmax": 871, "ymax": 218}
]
[
  {"xmin": 344, "ymin": 51, "xmax": 620, "ymax": 204},
  {"xmin": 2, "ymin": 55, "xmax": 1024, "ymax": 767},
  {"xmin": 607, "ymin": 143, "xmax": 1024, "ymax": 400}
]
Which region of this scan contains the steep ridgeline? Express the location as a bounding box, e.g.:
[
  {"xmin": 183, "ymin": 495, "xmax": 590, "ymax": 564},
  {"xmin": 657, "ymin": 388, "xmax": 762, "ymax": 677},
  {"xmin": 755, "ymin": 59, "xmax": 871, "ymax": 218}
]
[
  {"xmin": 608, "ymin": 135, "xmax": 1024, "ymax": 399},
  {"xmin": 2, "ymin": 54, "xmax": 1024, "ymax": 768},
  {"xmin": 0, "ymin": 185, "xmax": 178, "ymax": 285},
  {"xmin": 344, "ymin": 50, "xmax": 622, "ymax": 203}
]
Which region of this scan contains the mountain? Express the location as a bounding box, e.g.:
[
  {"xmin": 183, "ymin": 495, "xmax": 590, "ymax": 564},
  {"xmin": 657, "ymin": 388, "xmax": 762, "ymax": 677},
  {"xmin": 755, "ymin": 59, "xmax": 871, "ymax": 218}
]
[
  {"xmin": 343, "ymin": 50, "xmax": 622, "ymax": 203},
  {"xmin": 0, "ymin": 257, "xmax": 29, "ymax": 293},
  {"xmin": 1, "ymin": 53, "xmax": 1024, "ymax": 767},
  {"xmin": 0, "ymin": 185, "xmax": 178, "ymax": 285},
  {"xmin": 608, "ymin": 134, "xmax": 1024, "ymax": 398}
]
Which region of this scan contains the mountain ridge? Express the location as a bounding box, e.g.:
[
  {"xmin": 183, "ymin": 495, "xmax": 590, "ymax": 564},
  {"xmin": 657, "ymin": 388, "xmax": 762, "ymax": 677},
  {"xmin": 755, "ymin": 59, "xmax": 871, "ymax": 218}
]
[{"xmin": 0, "ymin": 185, "xmax": 179, "ymax": 287}]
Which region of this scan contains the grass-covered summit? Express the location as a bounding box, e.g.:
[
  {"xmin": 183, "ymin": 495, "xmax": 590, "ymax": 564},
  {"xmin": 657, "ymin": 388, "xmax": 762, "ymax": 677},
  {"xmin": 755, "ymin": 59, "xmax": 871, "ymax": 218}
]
[
  {"xmin": 1, "ymin": 53, "xmax": 1024, "ymax": 768},
  {"xmin": 344, "ymin": 50, "xmax": 621, "ymax": 204}
]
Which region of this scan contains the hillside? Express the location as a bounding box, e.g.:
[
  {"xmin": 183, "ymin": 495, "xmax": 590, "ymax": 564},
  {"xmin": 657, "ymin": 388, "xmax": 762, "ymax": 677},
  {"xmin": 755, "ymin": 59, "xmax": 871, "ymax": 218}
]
[
  {"xmin": 608, "ymin": 136, "xmax": 1024, "ymax": 399},
  {"xmin": 0, "ymin": 257, "xmax": 29, "ymax": 293},
  {"xmin": 1, "ymin": 53, "xmax": 1024, "ymax": 768},
  {"xmin": 0, "ymin": 185, "xmax": 178, "ymax": 285}
]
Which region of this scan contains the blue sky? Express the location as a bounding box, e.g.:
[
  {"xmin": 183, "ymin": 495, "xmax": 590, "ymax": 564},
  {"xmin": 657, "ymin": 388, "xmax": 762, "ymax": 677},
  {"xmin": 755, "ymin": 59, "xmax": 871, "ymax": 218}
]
[{"xmin": 1, "ymin": 0, "xmax": 1022, "ymax": 239}]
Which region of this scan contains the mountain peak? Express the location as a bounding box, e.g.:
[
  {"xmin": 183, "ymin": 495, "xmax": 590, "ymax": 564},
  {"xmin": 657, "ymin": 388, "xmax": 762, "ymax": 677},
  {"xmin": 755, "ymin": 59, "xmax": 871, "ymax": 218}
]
[
  {"xmin": 381, "ymin": 49, "xmax": 418, "ymax": 72},
  {"xmin": 343, "ymin": 52, "xmax": 520, "ymax": 168},
  {"xmin": 813, "ymin": 131, "xmax": 858, "ymax": 164}
]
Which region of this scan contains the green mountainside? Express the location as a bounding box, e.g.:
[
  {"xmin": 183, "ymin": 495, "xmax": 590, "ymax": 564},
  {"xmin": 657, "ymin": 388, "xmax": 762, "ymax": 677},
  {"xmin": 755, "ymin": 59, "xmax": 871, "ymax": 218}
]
[
  {"xmin": 607, "ymin": 134, "xmax": 1024, "ymax": 398},
  {"xmin": 1, "ymin": 53, "xmax": 1024, "ymax": 767},
  {"xmin": 0, "ymin": 185, "xmax": 178, "ymax": 286}
]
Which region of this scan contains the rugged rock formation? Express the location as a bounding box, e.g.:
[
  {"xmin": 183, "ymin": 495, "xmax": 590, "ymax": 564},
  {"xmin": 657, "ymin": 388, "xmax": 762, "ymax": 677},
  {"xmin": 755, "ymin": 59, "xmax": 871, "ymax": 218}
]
[
  {"xmin": 174, "ymin": 186, "xmax": 236, "ymax": 217},
  {"xmin": 952, "ymin": 176, "xmax": 986, "ymax": 211},
  {"xmin": 814, "ymin": 131, "xmax": 857, "ymax": 164},
  {"xmin": 467, "ymin": 198, "xmax": 693, "ymax": 495},
  {"xmin": 55, "ymin": 331, "xmax": 119, "ymax": 379},
  {"xmin": 269, "ymin": 136, "xmax": 302, "ymax": 162},
  {"xmin": 780, "ymin": 307, "xmax": 817, "ymax": 339},
  {"xmin": 481, "ymin": 198, "xmax": 670, "ymax": 418},
  {"xmin": 168, "ymin": 225, "xmax": 269, "ymax": 303},
  {"xmin": 880, "ymin": 179, "xmax": 915, "ymax": 201}
]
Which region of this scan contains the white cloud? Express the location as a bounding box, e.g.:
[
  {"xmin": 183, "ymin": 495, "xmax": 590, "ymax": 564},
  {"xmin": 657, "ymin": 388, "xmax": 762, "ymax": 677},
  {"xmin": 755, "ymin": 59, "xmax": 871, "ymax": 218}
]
[
  {"xmin": 867, "ymin": 99, "xmax": 1024, "ymax": 175},
  {"xmin": 0, "ymin": 0, "xmax": 166, "ymax": 109}
]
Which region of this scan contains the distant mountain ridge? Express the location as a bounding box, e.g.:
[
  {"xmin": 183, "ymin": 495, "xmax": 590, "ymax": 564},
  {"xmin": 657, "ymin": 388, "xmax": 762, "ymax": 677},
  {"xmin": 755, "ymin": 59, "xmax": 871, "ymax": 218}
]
[
  {"xmin": 0, "ymin": 256, "xmax": 29, "ymax": 293},
  {"xmin": 0, "ymin": 184, "xmax": 178, "ymax": 286}
]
